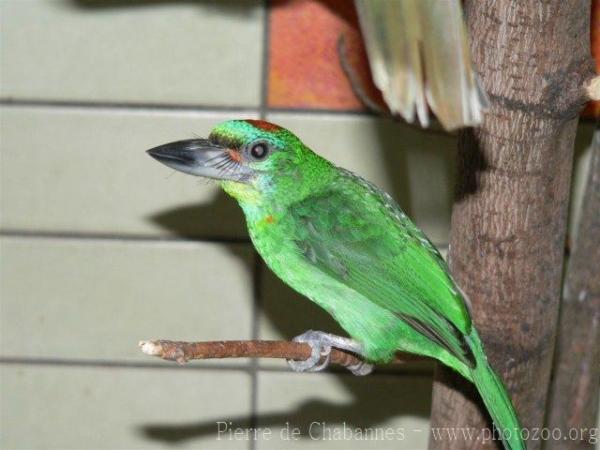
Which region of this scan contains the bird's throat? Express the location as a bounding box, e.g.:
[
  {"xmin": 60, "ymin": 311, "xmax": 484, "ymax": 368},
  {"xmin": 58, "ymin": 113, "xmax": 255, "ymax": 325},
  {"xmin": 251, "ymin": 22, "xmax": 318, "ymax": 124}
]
[{"xmin": 220, "ymin": 180, "xmax": 261, "ymax": 204}]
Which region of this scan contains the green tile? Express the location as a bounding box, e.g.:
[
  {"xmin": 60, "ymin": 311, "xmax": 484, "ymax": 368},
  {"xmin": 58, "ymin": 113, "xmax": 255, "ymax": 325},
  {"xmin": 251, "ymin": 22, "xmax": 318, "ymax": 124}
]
[
  {"xmin": 0, "ymin": 0, "xmax": 263, "ymax": 107},
  {"xmin": 266, "ymin": 113, "xmax": 457, "ymax": 244},
  {"xmin": 0, "ymin": 364, "xmax": 252, "ymax": 450},
  {"xmin": 254, "ymin": 371, "xmax": 432, "ymax": 450},
  {"xmin": 0, "ymin": 237, "xmax": 255, "ymax": 363},
  {"xmin": 0, "ymin": 107, "xmax": 252, "ymax": 238}
]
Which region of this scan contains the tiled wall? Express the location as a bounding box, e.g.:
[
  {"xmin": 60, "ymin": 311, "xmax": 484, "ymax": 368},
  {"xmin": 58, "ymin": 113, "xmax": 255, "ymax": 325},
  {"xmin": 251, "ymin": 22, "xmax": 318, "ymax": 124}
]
[{"xmin": 0, "ymin": 1, "xmax": 596, "ymax": 449}]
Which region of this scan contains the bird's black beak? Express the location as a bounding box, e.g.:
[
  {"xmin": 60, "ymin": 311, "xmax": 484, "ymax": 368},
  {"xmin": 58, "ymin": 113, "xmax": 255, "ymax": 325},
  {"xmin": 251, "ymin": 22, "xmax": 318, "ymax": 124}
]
[{"xmin": 146, "ymin": 139, "xmax": 252, "ymax": 182}]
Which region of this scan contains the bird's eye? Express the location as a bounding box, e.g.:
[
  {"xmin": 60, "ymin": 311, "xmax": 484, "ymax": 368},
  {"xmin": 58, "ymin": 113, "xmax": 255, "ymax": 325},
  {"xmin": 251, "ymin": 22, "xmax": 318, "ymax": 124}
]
[{"xmin": 249, "ymin": 142, "xmax": 269, "ymax": 160}]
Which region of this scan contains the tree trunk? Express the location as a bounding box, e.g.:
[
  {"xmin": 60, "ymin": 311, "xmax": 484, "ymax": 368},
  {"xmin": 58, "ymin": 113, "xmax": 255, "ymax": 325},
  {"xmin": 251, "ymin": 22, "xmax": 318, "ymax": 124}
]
[
  {"xmin": 428, "ymin": 2, "xmax": 594, "ymax": 450},
  {"xmin": 546, "ymin": 129, "xmax": 600, "ymax": 450}
]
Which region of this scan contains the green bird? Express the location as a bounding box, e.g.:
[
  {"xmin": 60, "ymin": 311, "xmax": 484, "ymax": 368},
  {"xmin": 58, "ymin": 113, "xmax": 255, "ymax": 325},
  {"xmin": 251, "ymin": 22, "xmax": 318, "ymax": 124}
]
[{"xmin": 147, "ymin": 119, "xmax": 525, "ymax": 450}]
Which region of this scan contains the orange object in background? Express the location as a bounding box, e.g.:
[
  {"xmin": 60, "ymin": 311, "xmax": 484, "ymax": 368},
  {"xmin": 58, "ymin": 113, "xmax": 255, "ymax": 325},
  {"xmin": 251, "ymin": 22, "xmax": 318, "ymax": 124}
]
[
  {"xmin": 269, "ymin": 0, "xmax": 597, "ymax": 117},
  {"xmin": 268, "ymin": 0, "xmax": 382, "ymax": 111}
]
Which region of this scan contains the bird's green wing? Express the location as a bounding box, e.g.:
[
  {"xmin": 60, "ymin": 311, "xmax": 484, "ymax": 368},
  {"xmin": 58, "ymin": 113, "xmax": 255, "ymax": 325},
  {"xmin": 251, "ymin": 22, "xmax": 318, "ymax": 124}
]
[{"xmin": 290, "ymin": 171, "xmax": 473, "ymax": 365}]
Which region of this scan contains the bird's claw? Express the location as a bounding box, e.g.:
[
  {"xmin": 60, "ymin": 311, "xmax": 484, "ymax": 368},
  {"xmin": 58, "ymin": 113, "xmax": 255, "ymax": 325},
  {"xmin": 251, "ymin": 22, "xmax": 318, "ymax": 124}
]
[
  {"xmin": 287, "ymin": 330, "xmax": 333, "ymax": 373},
  {"xmin": 286, "ymin": 330, "xmax": 373, "ymax": 376},
  {"xmin": 346, "ymin": 360, "xmax": 373, "ymax": 376}
]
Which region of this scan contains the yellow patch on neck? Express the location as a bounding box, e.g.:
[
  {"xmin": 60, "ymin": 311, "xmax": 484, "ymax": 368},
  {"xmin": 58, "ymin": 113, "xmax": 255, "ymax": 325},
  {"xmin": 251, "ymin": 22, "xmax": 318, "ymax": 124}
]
[{"xmin": 220, "ymin": 180, "xmax": 260, "ymax": 204}]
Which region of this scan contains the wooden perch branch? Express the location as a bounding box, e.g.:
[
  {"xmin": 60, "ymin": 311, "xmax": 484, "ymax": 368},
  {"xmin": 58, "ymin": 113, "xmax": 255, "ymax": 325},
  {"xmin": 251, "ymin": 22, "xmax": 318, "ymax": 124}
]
[{"xmin": 139, "ymin": 339, "xmax": 423, "ymax": 370}]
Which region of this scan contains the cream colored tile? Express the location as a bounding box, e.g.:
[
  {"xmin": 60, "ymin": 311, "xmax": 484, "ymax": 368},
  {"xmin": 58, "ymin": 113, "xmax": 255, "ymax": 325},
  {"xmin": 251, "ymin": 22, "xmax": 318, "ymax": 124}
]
[
  {"xmin": 266, "ymin": 113, "xmax": 457, "ymax": 244},
  {"xmin": 0, "ymin": 364, "xmax": 252, "ymax": 450},
  {"xmin": 0, "ymin": 0, "xmax": 263, "ymax": 106},
  {"xmin": 0, "ymin": 107, "xmax": 252, "ymax": 238},
  {"xmin": 0, "ymin": 237, "xmax": 254, "ymax": 362},
  {"xmin": 254, "ymin": 371, "xmax": 431, "ymax": 450}
]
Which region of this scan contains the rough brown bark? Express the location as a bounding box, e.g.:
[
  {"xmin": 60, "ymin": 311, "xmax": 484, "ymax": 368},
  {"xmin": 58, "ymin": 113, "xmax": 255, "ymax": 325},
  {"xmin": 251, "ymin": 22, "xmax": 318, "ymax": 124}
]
[
  {"xmin": 428, "ymin": 2, "xmax": 594, "ymax": 450},
  {"xmin": 546, "ymin": 130, "xmax": 600, "ymax": 450}
]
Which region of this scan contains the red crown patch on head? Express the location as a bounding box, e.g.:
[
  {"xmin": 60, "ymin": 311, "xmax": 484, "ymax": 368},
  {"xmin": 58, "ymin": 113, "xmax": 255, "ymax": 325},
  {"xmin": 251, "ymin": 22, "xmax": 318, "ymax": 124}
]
[{"xmin": 244, "ymin": 119, "xmax": 282, "ymax": 132}]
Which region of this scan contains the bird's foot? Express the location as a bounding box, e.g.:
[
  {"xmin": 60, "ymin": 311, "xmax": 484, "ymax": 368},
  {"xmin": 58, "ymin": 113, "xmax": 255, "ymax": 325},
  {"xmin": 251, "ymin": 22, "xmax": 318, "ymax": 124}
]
[{"xmin": 287, "ymin": 330, "xmax": 373, "ymax": 376}]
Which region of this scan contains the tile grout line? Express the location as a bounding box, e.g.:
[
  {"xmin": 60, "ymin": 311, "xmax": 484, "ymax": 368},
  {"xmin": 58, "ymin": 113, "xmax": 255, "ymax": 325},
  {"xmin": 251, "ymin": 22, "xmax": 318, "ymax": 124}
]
[
  {"xmin": 0, "ymin": 99, "xmax": 259, "ymax": 114},
  {"xmin": 259, "ymin": 3, "xmax": 271, "ymax": 120},
  {"xmin": 0, "ymin": 99, "xmax": 378, "ymax": 118},
  {"xmin": 0, "ymin": 230, "xmax": 450, "ymax": 253},
  {"xmin": 0, "ymin": 356, "xmax": 434, "ymax": 378},
  {"xmin": 248, "ymin": 2, "xmax": 272, "ymax": 448},
  {"xmin": 249, "ymin": 250, "xmax": 263, "ymax": 449},
  {"xmin": 0, "ymin": 357, "xmax": 251, "ymax": 372},
  {"xmin": 267, "ymin": 107, "xmax": 376, "ymax": 117},
  {"xmin": 0, "ymin": 229, "xmax": 252, "ymax": 245}
]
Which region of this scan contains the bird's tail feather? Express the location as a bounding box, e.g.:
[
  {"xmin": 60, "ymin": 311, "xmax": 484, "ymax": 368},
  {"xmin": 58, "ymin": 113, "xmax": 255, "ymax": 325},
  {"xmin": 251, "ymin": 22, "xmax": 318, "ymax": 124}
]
[{"xmin": 467, "ymin": 329, "xmax": 526, "ymax": 450}]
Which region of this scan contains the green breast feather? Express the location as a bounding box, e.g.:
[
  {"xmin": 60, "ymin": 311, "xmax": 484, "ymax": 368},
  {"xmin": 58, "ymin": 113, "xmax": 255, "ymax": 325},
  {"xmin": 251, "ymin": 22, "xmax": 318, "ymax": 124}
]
[{"xmin": 249, "ymin": 168, "xmax": 473, "ymax": 366}]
